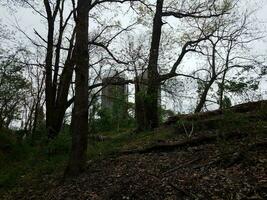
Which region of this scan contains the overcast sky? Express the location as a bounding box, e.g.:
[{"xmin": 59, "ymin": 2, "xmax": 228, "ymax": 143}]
[
  {"xmin": 0, "ymin": 0, "xmax": 266, "ymax": 113},
  {"xmin": 0, "ymin": 1, "xmax": 267, "ymax": 46}
]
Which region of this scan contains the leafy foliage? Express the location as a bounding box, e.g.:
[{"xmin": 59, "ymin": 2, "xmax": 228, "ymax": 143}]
[
  {"xmin": 0, "ymin": 52, "xmax": 30, "ymax": 128},
  {"xmin": 225, "ymin": 79, "xmax": 259, "ymax": 94}
]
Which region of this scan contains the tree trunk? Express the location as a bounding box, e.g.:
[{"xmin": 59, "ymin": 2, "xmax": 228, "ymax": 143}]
[
  {"xmin": 219, "ymin": 45, "xmax": 231, "ymax": 109},
  {"xmin": 0, "ymin": 121, "xmax": 3, "ymax": 130},
  {"xmin": 45, "ymin": 23, "xmax": 56, "ymax": 138},
  {"xmin": 135, "ymin": 81, "xmax": 147, "ymax": 131},
  {"xmin": 145, "ymin": 81, "xmax": 160, "ymax": 129},
  {"xmin": 64, "ymin": 0, "xmax": 90, "ymax": 177},
  {"xmin": 195, "ymin": 79, "xmax": 215, "ymax": 113},
  {"xmin": 142, "ymin": 0, "xmax": 163, "ymax": 130},
  {"xmin": 195, "ymin": 40, "xmax": 218, "ymax": 113},
  {"xmin": 219, "ymin": 70, "xmax": 227, "ymax": 109},
  {"xmin": 46, "ymin": 70, "xmax": 74, "ymax": 139},
  {"xmin": 43, "ymin": 0, "xmax": 76, "ymax": 139}
]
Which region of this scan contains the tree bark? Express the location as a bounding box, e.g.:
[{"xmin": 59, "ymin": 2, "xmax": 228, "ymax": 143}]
[
  {"xmin": 65, "ymin": 0, "xmax": 90, "ymax": 177},
  {"xmin": 218, "ymin": 70, "xmax": 227, "ymax": 109},
  {"xmin": 43, "ymin": 0, "xmax": 76, "ymax": 139},
  {"xmin": 48, "ymin": 54, "xmax": 75, "ymax": 139},
  {"xmin": 219, "ymin": 42, "xmax": 231, "ymax": 109},
  {"xmin": 44, "ymin": 21, "xmax": 56, "ymax": 138},
  {"xmin": 195, "ymin": 41, "xmax": 218, "ymax": 113},
  {"xmin": 135, "ymin": 79, "xmax": 147, "ymax": 131},
  {"xmin": 142, "ymin": 0, "xmax": 163, "ymax": 130},
  {"xmin": 195, "ymin": 78, "xmax": 216, "ymax": 113}
]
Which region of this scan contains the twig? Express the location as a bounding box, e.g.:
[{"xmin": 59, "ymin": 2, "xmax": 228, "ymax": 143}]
[{"xmin": 163, "ymin": 158, "xmax": 201, "ymax": 175}]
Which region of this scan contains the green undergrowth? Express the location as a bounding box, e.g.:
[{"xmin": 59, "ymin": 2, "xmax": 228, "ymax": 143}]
[
  {"xmin": 0, "ymin": 127, "xmax": 176, "ymax": 195},
  {"xmin": 0, "ymin": 108, "xmax": 266, "ymax": 196},
  {"xmin": 87, "ymin": 128, "xmax": 175, "ymax": 160},
  {"xmin": 0, "ymin": 128, "xmax": 70, "ymax": 193}
]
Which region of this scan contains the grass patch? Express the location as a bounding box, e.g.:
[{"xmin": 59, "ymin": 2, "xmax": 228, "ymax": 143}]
[{"xmin": 87, "ymin": 129, "xmax": 175, "ymax": 159}]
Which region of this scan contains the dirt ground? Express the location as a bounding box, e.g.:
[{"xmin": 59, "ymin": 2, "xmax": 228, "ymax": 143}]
[
  {"xmin": 3, "ymin": 101, "xmax": 267, "ymax": 199},
  {"xmin": 5, "ymin": 131, "xmax": 266, "ymax": 200}
]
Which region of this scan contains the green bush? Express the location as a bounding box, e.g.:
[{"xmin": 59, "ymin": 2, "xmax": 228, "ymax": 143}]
[
  {"xmin": 47, "ymin": 127, "xmax": 71, "ymax": 155},
  {"xmin": 92, "ymin": 107, "xmax": 134, "ymax": 133},
  {"xmin": 0, "ymin": 127, "xmax": 70, "ymax": 191}
]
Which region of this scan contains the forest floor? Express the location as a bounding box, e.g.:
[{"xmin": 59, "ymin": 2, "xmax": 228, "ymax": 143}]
[{"xmin": 1, "ymin": 101, "xmax": 267, "ymax": 200}]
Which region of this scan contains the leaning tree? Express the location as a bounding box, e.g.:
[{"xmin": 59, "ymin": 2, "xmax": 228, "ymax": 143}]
[{"xmin": 132, "ymin": 0, "xmax": 234, "ymax": 130}]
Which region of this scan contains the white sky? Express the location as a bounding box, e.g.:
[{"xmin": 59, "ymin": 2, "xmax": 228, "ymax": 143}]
[
  {"xmin": 0, "ymin": 0, "xmax": 267, "ymax": 113},
  {"xmin": 0, "ymin": 1, "xmax": 266, "ymax": 48}
]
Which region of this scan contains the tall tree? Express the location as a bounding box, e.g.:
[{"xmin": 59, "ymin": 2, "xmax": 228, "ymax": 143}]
[
  {"xmin": 42, "ymin": 0, "xmax": 77, "ymax": 139},
  {"xmin": 137, "ymin": 0, "xmax": 231, "ymax": 130},
  {"xmin": 40, "ymin": 0, "xmax": 139, "ymax": 138},
  {"xmin": 65, "ymin": 0, "xmax": 90, "ymax": 176},
  {"xmin": 193, "ymin": 10, "xmax": 264, "ymax": 112}
]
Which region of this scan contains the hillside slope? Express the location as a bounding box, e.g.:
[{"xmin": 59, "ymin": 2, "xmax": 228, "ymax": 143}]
[{"xmin": 2, "ymin": 101, "xmax": 267, "ymax": 200}]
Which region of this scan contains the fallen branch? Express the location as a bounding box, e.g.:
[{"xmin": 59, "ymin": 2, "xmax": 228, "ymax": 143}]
[
  {"xmin": 193, "ymin": 140, "xmax": 267, "ymax": 169},
  {"xmin": 120, "ymin": 131, "xmax": 247, "ymax": 155},
  {"xmin": 146, "ymin": 172, "xmax": 195, "ymax": 199},
  {"xmin": 165, "ymin": 100, "xmax": 267, "ymax": 125},
  {"xmin": 224, "ymin": 140, "xmax": 267, "ymax": 168},
  {"xmin": 163, "ymin": 157, "xmax": 201, "ymax": 175}
]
